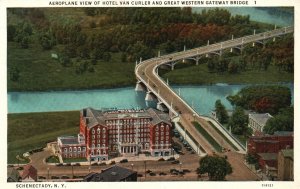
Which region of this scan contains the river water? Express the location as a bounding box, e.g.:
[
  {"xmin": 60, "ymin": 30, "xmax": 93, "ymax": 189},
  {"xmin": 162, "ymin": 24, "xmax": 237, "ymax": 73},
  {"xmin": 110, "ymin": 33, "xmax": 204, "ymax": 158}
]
[
  {"xmin": 8, "ymin": 84, "xmax": 294, "ymax": 115},
  {"xmin": 7, "ymin": 7, "xmax": 294, "ymax": 115}
]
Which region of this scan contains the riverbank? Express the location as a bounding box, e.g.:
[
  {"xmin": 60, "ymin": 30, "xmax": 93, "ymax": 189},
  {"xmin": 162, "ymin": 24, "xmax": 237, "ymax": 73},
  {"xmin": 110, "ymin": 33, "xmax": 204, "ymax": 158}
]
[
  {"xmin": 160, "ymin": 63, "xmax": 293, "ymax": 86},
  {"xmin": 7, "ymin": 111, "xmax": 78, "ymax": 164}
]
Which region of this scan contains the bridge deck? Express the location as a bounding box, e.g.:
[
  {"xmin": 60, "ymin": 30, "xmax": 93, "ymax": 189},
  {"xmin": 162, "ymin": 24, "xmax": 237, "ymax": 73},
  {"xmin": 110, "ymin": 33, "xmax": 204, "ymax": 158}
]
[{"xmin": 135, "ymin": 26, "xmax": 293, "ymax": 154}]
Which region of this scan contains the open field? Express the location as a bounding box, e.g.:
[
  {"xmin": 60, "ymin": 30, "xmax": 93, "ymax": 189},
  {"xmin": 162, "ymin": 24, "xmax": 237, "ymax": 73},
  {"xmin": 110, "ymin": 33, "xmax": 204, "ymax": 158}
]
[
  {"xmin": 161, "ymin": 62, "xmax": 293, "ymax": 86},
  {"xmin": 7, "ymin": 111, "xmax": 79, "ymax": 164}
]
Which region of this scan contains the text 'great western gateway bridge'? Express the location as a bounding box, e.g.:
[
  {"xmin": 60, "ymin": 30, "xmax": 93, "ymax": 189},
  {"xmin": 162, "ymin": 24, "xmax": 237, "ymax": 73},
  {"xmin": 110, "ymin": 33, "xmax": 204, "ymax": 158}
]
[{"xmin": 134, "ymin": 26, "xmax": 294, "ymax": 156}]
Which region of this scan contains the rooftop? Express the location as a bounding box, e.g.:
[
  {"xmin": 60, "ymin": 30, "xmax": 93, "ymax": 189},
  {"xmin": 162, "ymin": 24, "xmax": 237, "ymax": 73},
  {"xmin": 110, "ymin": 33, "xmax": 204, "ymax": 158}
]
[
  {"xmin": 81, "ymin": 107, "xmax": 171, "ymax": 128},
  {"xmin": 58, "ymin": 136, "xmax": 81, "ymax": 145},
  {"xmin": 249, "ymin": 113, "xmax": 273, "ymax": 126},
  {"xmin": 21, "ymin": 164, "xmax": 37, "ymax": 181},
  {"xmin": 84, "ymin": 165, "xmax": 137, "ymax": 182},
  {"xmin": 281, "ymin": 149, "xmax": 293, "ymax": 160},
  {"xmin": 257, "ymin": 153, "xmax": 277, "ymax": 160}
]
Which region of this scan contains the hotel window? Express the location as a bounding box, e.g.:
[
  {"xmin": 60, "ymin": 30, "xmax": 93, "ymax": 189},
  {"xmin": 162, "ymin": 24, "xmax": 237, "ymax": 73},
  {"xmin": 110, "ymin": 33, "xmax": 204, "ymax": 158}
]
[
  {"xmin": 98, "ymin": 150, "xmax": 101, "ymax": 155},
  {"xmin": 69, "ymin": 154, "xmax": 72, "ymax": 158},
  {"xmin": 69, "ymin": 147, "xmax": 72, "ymax": 152},
  {"xmin": 103, "ymin": 128, "xmax": 106, "ymax": 133},
  {"xmin": 97, "ymin": 144, "xmax": 100, "ymax": 148},
  {"xmin": 73, "ymin": 147, "xmax": 77, "ymax": 152},
  {"xmin": 92, "ymin": 144, "xmax": 95, "ymax": 148},
  {"xmin": 64, "ymin": 148, "xmax": 67, "ymax": 152},
  {"xmin": 166, "ymin": 131, "xmax": 169, "ymax": 135},
  {"xmin": 155, "ymin": 127, "xmax": 159, "ymax": 131},
  {"xmin": 166, "ymin": 126, "xmax": 169, "ymax": 131},
  {"xmin": 92, "ymin": 135, "xmax": 95, "ymax": 139},
  {"xmin": 161, "ymin": 125, "xmax": 164, "ymax": 130},
  {"xmin": 103, "ymin": 151, "xmax": 106, "ymax": 154},
  {"xmin": 156, "ymin": 132, "xmax": 159, "ymax": 136},
  {"xmin": 103, "ymin": 134, "xmax": 106, "ymax": 138},
  {"xmin": 92, "ymin": 129, "xmax": 95, "ymax": 134},
  {"xmin": 103, "ymin": 144, "xmax": 106, "ymax": 147},
  {"xmin": 97, "ymin": 128, "xmax": 101, "ymax": 134},
  {"xmin": 83, "ymin": 147, "xmax": 86, "ymax": 151},
  {"xmin": 155, "ymin": 137, "xmax": 158, "ymax": 141},
  {"xmin": 78, "ymin": 147, "xmax": 81, "ymax": 152},
  {"xmin": 102, "ymin": 140, "xmax": 105, "ymax": 143},
  {"xmin": 98, "ymin": 140, "xmax": 100, "ymax": 143},
  {"xmin": 91, "ymin": 151, "xmax": 94, "ymax": 155},
  {"xmin": 161, "ymin": 132, "xmax": 164, "ymax": 136},
  {"xmin": 161, "ymin": 136, "xmax": 164, "ymax": 140},
  {"xmin": 97, "ymin": 135, "xmax": 100, "ymax": 138}
]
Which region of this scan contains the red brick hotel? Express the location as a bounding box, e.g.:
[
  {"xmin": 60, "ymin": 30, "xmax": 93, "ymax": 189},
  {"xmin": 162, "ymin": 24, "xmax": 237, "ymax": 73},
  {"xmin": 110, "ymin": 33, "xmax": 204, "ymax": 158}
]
[{"xmin": 57, "ymin": 108, "xmax": 172, "ymax": 161}]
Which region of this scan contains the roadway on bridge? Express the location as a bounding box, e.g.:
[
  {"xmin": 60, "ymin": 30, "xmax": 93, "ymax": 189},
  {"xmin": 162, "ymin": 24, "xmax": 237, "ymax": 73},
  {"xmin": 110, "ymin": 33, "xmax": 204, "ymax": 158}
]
[{"xmin": 135, "ymin": 26, "xmax": 293, "ymax": 154}]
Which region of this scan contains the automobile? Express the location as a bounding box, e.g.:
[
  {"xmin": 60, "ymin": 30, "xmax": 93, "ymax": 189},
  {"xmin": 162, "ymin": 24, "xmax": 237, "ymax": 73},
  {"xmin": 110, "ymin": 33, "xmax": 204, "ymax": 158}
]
[
  {"xmin": 171, "ymin": 160, "xmax": 180, "ymax": 164},
  {"xmin": 110, "ymin": 161, "xmax": 116, "ymax": 165},
  {"xmin": 91, "ymin": 162, "xmax": 98, "ymax": 166},
  {"xmin": 137, "ymin": 174, "xmax": 143, "ymax": 177},
  {"xmin": 98, "ymin": 162, "xmax": 106, "ymax": 166},
  {"xmin": 174, "ymin": 133, "xmax": 180, "ymax": 138},
  {"xmin": 159, "ymin": 172, "xmax": 167, "ymax": 176},
  {"xmin": 38, "ymin": 176, "xmax": 46, "ymax": 180},
  {"xmin": 120, "ymin": 159, "xmax": 128, "ymax": 163},
  {"xmin": 74, "ymin": 163, "xmax": 81, "ymax": 166},
  {"xmin": 157, "ymin": 158, "xmax": 165, "ymax": 161},
  {"xmin": 65, "ymin": 163, "xmax": 71, "ymax": 166},
  {"xmin": 183, "ymin": 169, "xmax": 191, "ymax": 173},
  {"xmin": 55, "ymin": 163, "xmax": 63, "ymax": 166},
  {"xmin": 51, "ymin": 176, "xmax": 59, "ymax": 179},
  {"xmin": 149, "ymin": 172, "xmax": 156, "ymax": 176},
  {"xmin": 146, "ymin": 170, "xmax": 152, "ymax": 174},
  {"xmin": 61, "ymin": 175, "xmax": 70, "ymax": 179},
  {"xmin": 178, "ymin": 151, "xmax": 185, "ymax": 155}
]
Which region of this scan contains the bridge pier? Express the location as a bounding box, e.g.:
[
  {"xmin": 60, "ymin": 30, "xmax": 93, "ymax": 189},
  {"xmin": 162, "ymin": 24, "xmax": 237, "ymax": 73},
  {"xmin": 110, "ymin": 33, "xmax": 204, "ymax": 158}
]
[
  {"xmin": 135, "ymin": 81, "xmax": 145, "ymax": 91},
  {"xmin": 156, "ymin": 101, "xmax": 168, "ymax": 112},
  {"xmin": 145, "ymin": 91, "xmax": 156, "ymax": 101}
]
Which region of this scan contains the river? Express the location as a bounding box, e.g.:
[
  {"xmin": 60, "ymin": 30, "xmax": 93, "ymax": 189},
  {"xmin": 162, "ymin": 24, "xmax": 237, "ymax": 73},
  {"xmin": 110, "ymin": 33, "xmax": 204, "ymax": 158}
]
[{"xmin": 8, "ymin": 84, "xmax": 294, "ymax": 115}]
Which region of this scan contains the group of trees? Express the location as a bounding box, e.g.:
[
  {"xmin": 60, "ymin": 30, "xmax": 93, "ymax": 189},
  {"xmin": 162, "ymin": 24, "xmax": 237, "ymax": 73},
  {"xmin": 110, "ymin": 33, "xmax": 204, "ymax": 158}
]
[
  {"xmin": 205, "ymin": 34, "xmax": 293, "ymax": 75},
  {"xmin": 198, "ymin": 155, "xmax": 232, "ymax": 181},
  {"xmin": 215, "ymin": 100, "xmax": 251, "ymax": 136},
  {"xmin": 227, "ymin": 85, "xmax": 291, "ymax": 115},
  {"xmin": 264, "ymin": 107, "xmax": 294, "ymax": 134},
  {"xmin": 225, "ymin": 85, "xmax": 293, "ymax": 135}
]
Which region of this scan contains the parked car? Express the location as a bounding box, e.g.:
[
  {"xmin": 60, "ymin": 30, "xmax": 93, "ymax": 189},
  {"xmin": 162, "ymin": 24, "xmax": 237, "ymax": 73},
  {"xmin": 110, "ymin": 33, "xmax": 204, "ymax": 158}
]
[
  {"xmin": 171, "ymin": 160, "xmax": 180, "ymax": 164},
  {"xmin": 149, "ymin": 172, "xmax": 156, "ymax": 176},
  {"xmin": 159, "ymin": 172, "xmax": 167, "ymax": 176},
  {"xmin": 61, "ymin": 175, "xmax": 70, "ymax": 179},
  {"xmin": 120, "ymin": 159, "xmax": 128, "ymax": 163},
  {"xmin": 51, "ymin": 176, "xmax": 59, "ymax": 179},
  {"xmin": 167, "ymin": 157, "xmax": 175, "ymax": 161}
]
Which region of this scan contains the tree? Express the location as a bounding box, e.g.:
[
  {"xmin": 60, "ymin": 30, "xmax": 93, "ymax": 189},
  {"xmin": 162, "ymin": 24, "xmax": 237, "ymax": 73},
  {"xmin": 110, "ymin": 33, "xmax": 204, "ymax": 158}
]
[
  {"xmin": 263, "ymin": 107, "xmax": 294, "ymax": 134},
  {"xmin": 228, "ymin": 106, "xmax": 248, "ymax": 135},
  {"xmin": 215, "ymin": 100, "xmax": 229, "ymax": 124},
  {"xmin": 9, "ymin": 67, "xmax": 20, "ymax": 82},
  {"xmin": 198, "ymin": 155, "xmax": 232, "ymax": 181},
  {"xmin": 7, "ymin": 25, "xmax": 16, "ymax": 41}
]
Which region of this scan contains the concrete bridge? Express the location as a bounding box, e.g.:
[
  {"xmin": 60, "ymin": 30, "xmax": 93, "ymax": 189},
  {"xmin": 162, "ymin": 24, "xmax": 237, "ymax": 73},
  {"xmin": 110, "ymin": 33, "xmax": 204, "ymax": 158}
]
[{"xmin": 134, "ymin": 26, "xmax": 294, "ymax": 156}]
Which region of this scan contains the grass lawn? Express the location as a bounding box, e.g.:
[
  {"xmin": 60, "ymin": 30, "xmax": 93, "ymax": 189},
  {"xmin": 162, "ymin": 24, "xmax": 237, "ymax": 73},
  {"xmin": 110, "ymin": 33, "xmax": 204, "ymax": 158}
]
[
  {"xmin": 207, "ymin": 121, "xmax": 239, "ymax": 151},
  {"xmin": 192, "ymin": 121, "xmax": 222, "ymax": 152},
  {"xmin": 7, "ymin": 42, "xmax": 136, "ymax": 92},
  {"xmin": 161, "ymin": 62, "xmax": 293, "ymax": 85},
  {"xmin": 7, "ymin": 111, "xmax": 79, "ymax": 164},
  {"xmin": 63, "ymin": 158, "xmax": 87, "ymax": 163},
  {"xmin": 46, "ymin": 155, "xmax": 60, "ymax": 163}
]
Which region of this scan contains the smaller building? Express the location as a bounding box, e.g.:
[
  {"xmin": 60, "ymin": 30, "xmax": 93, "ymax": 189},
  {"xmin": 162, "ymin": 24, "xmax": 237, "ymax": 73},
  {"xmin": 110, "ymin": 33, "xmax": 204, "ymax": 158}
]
[
  {"xmin": 57, "ymin": 134, "xmax": 86, "ymax": 160},
  {"xmin": 83, "ymin": 165, "xmax": 137, "ymax": 182},
  {"xmin": 257, "ymin": 153, "xmax": 277, "ymax": 171},
  {"xmin": 7, "ymin": 167, "xmax": 21, "ymax": 182},
  {"xmin": 278, "ymin": 149, "xmax": 294, "ymax": 181},
  {"xmin": 248, "ymin": 113, "xmax": 272, "ymax": 134},
  {"xmin": 21, "ymin": 165, "xmax": 37, "ymax": 182},
  {"xmin": 247, "ymin": 131, "xmax": 293, "ymax": 155}
]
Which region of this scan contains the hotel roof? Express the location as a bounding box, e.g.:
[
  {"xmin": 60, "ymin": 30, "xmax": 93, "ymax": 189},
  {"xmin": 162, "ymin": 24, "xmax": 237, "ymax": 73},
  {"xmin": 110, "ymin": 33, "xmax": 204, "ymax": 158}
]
[{"xmin": 81, "ymin": 107, "xmax": 171, "ymax": 128}]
